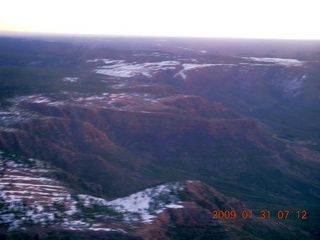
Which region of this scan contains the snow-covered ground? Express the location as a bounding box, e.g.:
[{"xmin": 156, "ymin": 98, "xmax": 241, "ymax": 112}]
[
  {"xmin": 93, "ymin": 60, "xmax": 180, "ymax": 78},
  {"xmin": 0, "ymin": 154, "xmax": 80, "ymax": 230},
  {"xmin": 0, "ymin": 152, "xmax": 187, "ymax": 232},
  {"xmin": 174, "ymin": 63, "xmax": 236, "ymax": 80},
  {"xmin": 78, "ymin": 183, "xmax": 184, "ymax": 223},
  {"xmin": 11, "ymin": 92, "xmax": 197, "ymax": 115},
  {"xmin": 242, "ymin": 57, "xmax": 305, "ymax": 67},
  {"xmin": 79, "ymin": 182, "xmax": 184, "ymax": 223},
  {"xmin": 89, "ymin": 58, "xmax": 240, "ymax": 81},
  {"xmin": 108, "ymin": 182, "xmax": 184, "ymax": 223},
  {"xmin": 89, "ymin": 55, "xmax": 306, "ymax": 81},
  {"xmin": 0, "ymin": 106, "xmax": 40, "ymax": 127},
  {"xmin": 0, "ymin": 153, "xmax": 124, "ymax": 232}
]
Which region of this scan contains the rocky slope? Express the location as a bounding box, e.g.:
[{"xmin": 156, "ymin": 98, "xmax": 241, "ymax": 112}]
[
  {"xmin": 0, "ymin": 152, "xmax": 311, "ymax": 239},
  {"xmin": 1, "ymin": 87, "xmax": 318, "ymax": 205}
]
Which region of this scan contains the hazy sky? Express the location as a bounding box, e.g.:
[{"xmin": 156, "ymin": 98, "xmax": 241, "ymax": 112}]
[{"xmin": 0, "ymin": 0, "xmax": 319, "ymax": 39}]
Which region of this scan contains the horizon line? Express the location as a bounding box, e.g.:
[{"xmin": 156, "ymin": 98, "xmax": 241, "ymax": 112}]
[{"xmin": 1, "ymin": 30, "xmax": 320, "ymax": 42}]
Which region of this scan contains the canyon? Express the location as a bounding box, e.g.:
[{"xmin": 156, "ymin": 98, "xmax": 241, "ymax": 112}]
[{"xmin": 0, "ymin": 36, "xmax": 319, "ymax": 239}]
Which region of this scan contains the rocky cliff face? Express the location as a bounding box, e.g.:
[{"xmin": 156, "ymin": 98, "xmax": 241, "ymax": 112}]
[
  {"xmin": 0, "ymin": 91, "xmax": 292, "ymax": 195},
  {"xmin": 0, "ymin": 115, "xmax": 147, "ymax": 197}
]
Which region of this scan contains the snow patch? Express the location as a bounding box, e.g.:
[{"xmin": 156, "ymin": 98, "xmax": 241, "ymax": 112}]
[
  {"xmin": 174, "ymin": 63, "xmax": 236, "ymax": 80},
  {"xmin": 243, "ymin": 57, "xmax": 305, "ymax": 67},
  {"xmin": 32, "ymin": 97, "xmax": 50, "ymax": 104},
  {"xmin": 0, "ymin": 153, "xmax": 188, "ymax": 232},
  {"xmin": 108, "ymin": 182, "xmax": 184, "ymax": 223},
  {"xmin": 62, "ymin": 77, "xmax": 79, "ymax": 83},
  {"xmin": 93, "ymin": 59, "xmax": 180, "ymax": 78},
  {"xmin": 165, "ymin": 203, "xmax": 184, "ymax": 209},
  {"xmin": 0, "ymin": 154, "xmax": 80, "ymax": 230}
]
